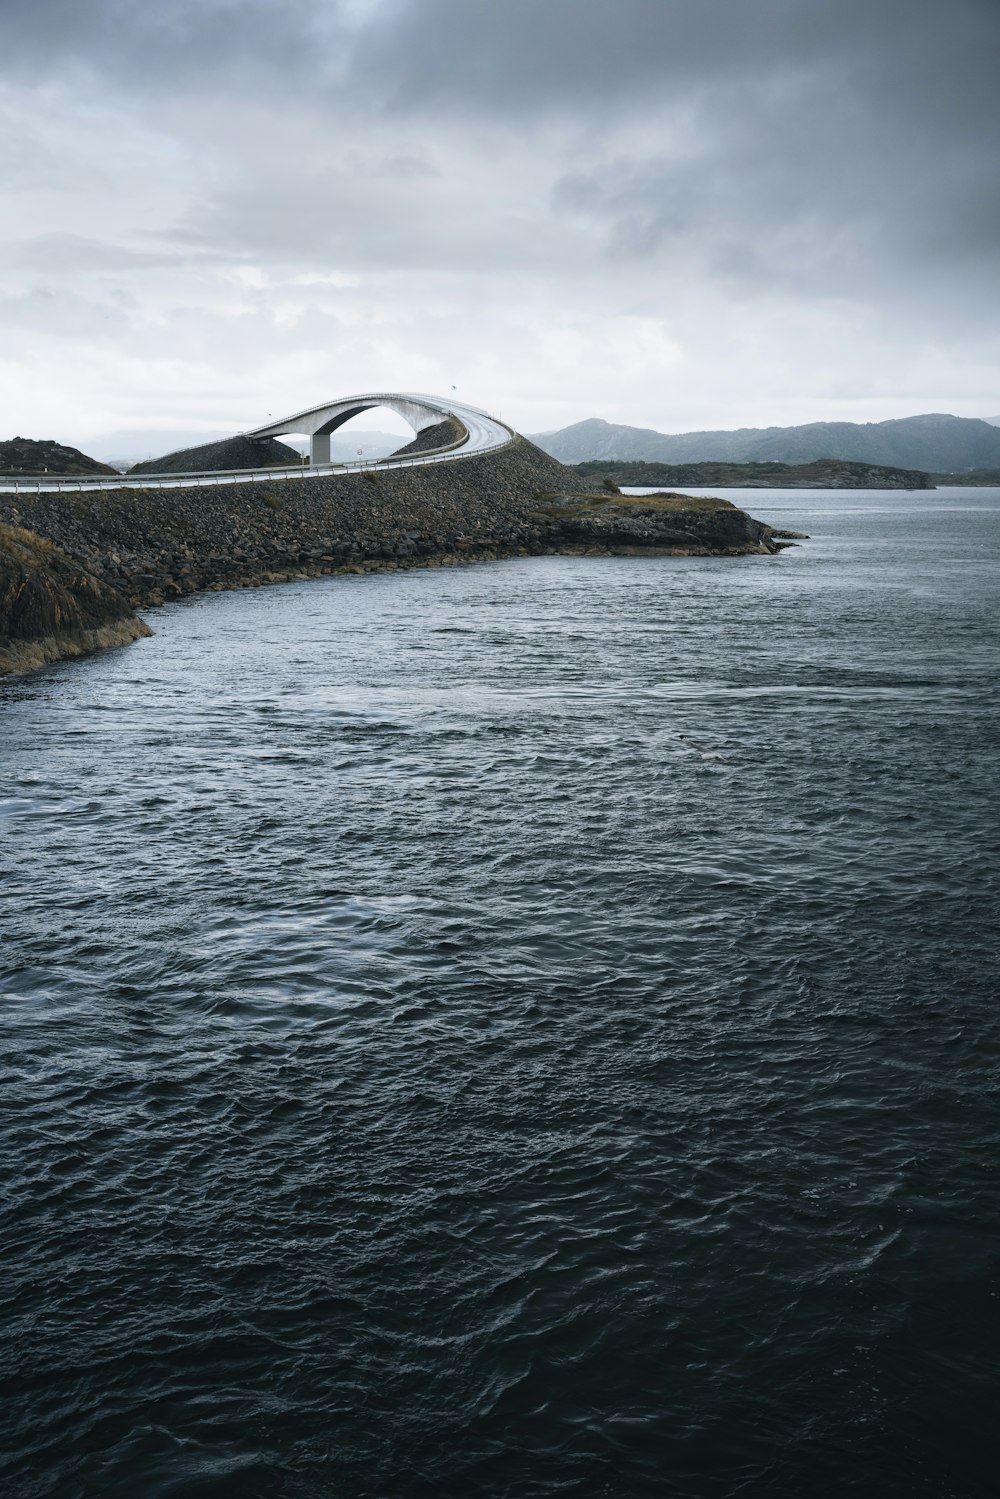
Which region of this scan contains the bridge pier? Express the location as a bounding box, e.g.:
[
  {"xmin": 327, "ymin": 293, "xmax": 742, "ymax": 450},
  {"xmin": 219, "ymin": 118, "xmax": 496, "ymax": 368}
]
[{"xmin": 310, "ymin": 432, "xmax": 331, "ymax": 465}]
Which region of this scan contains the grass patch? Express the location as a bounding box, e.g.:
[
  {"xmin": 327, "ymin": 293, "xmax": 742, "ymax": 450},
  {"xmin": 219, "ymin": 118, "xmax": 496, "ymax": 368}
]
[
  {"xmin": 534, "ymin": 491, "xmax": 737, "ymax": 517},
  {"xmin": 608, "ymin": 491, "xmax": 736, "ymax": 512},
  {"xmin": 0, "ymin": 522, "xmax": 60, "ymax": 558}
]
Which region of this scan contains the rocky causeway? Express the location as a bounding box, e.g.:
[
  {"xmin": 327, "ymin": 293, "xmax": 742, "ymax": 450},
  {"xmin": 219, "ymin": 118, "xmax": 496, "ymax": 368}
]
[{"xmin": 0, "ymin": 437, "xmax": 798, "ymax": 676}]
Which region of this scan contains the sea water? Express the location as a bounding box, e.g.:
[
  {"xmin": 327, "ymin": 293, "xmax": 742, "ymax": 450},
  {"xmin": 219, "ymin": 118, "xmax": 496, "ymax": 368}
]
[{"xmin": 2, "ymin": 488, "xmax": 998, "ymax": 1497}]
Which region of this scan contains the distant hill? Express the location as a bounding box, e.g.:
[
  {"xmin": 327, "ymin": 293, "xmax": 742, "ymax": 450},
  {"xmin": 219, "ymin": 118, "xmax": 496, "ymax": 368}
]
[
  {"xmin": 88, "ymin": 429, "xmax": 234, "ymax": 470},
  {"xmin": 128, "ymin": 428, "xmax": 420, "ymax": 475},
  {"xmin": 324, "ymin": 430, "xmax": 409, "ymax": 461},
  {"xmin": 388, "ymin": 419, "xmax": 464, "ymax": 457},
  {"xmin": 0, "ymin": 437, "xmax": 117, "ymax": 477},
  {"xmin": 530, "ymin": 414, "xmax": 1000, "ymax": 472},
  {"xmin": 93, "ymin": 427, "xmax": 405, "ymax": 470},
  {"xmin": 575, "ymin": 458, "xmax": 935, "ymax": 490},
  {"xmin": 129, "ymin": 435, "xmax": 304, "ymax": 474},
  {"xmin": 930, "ymin": 468, "xmax": 1000, "ymax": 486}
]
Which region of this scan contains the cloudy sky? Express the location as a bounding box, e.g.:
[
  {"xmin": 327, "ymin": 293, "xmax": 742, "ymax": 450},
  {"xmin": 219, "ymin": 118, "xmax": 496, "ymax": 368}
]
[{"xmin": 1, "ymin": 0, "xmax": 998, "ymax": 448}]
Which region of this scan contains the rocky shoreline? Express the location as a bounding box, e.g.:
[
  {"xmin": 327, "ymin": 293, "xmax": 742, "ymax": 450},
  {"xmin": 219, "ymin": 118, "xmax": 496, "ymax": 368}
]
[{"xmin": 0, "ymin": 439, "xmax": 796, "ymax": 676}]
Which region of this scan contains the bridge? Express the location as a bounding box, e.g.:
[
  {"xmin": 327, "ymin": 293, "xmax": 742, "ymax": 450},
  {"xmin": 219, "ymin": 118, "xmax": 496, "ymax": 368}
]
[
  {"xmin": 246, "ymin": 391, "xmax": 508, "ymax": 465},
  {"xmin": 0, "ymin": 392, "xmax": 513, "ymax": 493}
]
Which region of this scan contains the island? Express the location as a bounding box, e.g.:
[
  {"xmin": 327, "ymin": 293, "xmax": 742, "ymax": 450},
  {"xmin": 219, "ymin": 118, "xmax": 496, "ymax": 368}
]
[{"xmin": 571, "ymin": 457, "xmax": 937, "ymax": 489}]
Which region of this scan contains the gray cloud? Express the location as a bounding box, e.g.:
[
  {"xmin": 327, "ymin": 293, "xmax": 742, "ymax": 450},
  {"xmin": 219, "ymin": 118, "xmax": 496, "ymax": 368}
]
[
  {"xmin": 0, "ymin": 0, "xmax": 332, "ymax": 88},
  {"xmin": 398, "ymin": 1, "xmax": 994, "ymax": 98},
  {"xmin": 0, "ymin": 0, "xmax": 997, "ymax": 439},
  {"xmin": 8, "ymin": 1, "xmax": 998, "ymax": 137},
  {"xmin": 6, "ymin": 2, "xmax": 998, "ymax": 241},
  {"xmin": 0, "ymin": 233, "xmax": 200, "ymax": 273}
]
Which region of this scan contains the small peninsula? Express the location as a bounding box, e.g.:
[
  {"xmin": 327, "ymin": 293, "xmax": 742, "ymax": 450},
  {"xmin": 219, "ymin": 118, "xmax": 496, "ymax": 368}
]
[{"xmin": 0, "ymin": 435, "xmax": 796, "ymax": 677}]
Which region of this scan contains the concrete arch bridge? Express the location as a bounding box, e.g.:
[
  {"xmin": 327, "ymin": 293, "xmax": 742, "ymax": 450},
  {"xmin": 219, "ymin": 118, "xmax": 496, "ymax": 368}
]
[
  {"xmin": 247, "ymin": 391, "xmax": 509, "ymax": 466},
  {"xmin": 0, "ymin": 393, "xmax": 513, "ymax": 493}
]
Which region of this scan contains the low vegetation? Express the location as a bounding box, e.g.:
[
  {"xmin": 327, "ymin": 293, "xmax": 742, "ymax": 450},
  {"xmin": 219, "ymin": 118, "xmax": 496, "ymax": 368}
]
[
  {"xmin": 0, "ymin": 521, "xmax": 151, "ymax": 675},
  {"xmin": 534, "ymin": 490, "xmax": 737, "ymax": 518}
]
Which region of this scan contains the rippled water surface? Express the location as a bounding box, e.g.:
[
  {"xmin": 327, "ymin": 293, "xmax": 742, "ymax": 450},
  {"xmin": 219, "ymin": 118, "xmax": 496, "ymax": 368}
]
[{"xmin": 3, "ymin": 489, "xmax": 999, "ymax": 1498}]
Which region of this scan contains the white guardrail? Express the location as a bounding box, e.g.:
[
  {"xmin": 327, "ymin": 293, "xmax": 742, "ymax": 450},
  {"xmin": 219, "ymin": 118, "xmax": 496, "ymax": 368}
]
[{"xmin": 0, "ymin": 414, "xmax": 514, "ymax": 495}]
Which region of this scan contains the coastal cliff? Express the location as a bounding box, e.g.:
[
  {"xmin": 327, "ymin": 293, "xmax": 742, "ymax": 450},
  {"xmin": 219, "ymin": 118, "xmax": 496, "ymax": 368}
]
[{"xmin": 0, "ymin": 440, "xmax": 793, "ymax": 675}]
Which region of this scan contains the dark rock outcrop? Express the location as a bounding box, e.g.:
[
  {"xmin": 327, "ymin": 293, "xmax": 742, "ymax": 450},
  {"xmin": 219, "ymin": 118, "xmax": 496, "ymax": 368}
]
[
  {"xmin": 534, "ymin": 491, "xmax": 797, "ymax": 555},
  {"xmin": 389, "ymin": 418, "xmax": 465, "ymax": 458},
  {"xmin": 129, "ymin": 434, "xmax": 302, "ymax": 474},
  {"xmin": 0, "ymin": 437, "xmax": 117, "ymax": 477},
  {"xmin": 0, "ymin": 522, "xmax": 151, "ymax": 676}
]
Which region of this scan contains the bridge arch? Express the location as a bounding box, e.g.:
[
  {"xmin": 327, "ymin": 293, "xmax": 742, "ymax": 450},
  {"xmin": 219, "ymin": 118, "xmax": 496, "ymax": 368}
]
[{"xmin": 246, "ymin": 391, "xmax": 479, "ymax": 465}]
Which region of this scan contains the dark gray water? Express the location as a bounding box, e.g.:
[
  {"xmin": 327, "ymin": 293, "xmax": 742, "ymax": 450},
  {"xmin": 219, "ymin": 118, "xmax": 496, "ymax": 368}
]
[{"xmin": 3, "ymin": 488, "xmax": 999, "ymax": 1498}]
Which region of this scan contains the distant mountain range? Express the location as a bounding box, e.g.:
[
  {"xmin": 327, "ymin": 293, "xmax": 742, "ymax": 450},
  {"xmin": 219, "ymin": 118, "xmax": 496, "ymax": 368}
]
[{"xmin": 529, "ymin": 414, "xmax": 1000, "ymax": 473}]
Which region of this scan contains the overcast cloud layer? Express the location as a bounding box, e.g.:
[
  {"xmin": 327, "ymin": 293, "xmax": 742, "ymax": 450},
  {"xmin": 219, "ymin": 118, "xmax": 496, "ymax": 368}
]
[{"xmin": 1, "ymin": 0, "xmax": 998, "ymax": 446}]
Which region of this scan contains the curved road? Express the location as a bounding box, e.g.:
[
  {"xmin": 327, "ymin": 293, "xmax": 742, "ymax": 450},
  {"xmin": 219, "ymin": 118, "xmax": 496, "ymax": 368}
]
[{"xmin": 0, "ymin": 393, "xmax": 513, "ymax": 494}]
